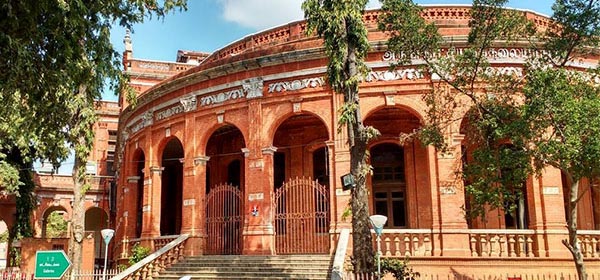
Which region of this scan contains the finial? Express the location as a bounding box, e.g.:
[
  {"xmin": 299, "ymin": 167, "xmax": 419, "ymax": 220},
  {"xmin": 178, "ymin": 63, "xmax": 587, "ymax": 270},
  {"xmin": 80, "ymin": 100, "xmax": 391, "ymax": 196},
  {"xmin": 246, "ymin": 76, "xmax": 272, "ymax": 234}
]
[{"xmin": 124, "ymin": 29, "xmax": 132, "ymax": 52}]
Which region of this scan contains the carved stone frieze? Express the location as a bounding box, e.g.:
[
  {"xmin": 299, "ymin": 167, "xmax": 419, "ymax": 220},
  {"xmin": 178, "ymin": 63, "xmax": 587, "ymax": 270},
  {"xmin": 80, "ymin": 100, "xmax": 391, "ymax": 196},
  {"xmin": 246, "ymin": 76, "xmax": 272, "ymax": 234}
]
[
  {"xmin": 268, "ymin": 77, "xmax": 325, "ymax": 93},
  {"xmin": 180, "ymin": 95, "xmax": 198, "ymax": 112},
  {"xmin": 201, "ymin": 88, "xmax": 245, "ymax": 106},
  {"xmin": 243, "ymin": 78, "xmax": 264, "ymax": 99},
  {"xmin": 365, "ymin": 69, "xmax": 424, "ymax": 82}
]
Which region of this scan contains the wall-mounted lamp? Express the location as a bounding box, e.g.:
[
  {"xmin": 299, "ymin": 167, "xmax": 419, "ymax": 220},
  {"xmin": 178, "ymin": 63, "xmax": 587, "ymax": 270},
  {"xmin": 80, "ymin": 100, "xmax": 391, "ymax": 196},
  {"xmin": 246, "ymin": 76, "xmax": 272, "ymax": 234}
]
[
  {"xmin": 251, "ymin": 205, "xmax": 259, "ymax": 217},
  {"xmin": 340, "ymin": 173, "xmax": 356, "ymax": 191}
]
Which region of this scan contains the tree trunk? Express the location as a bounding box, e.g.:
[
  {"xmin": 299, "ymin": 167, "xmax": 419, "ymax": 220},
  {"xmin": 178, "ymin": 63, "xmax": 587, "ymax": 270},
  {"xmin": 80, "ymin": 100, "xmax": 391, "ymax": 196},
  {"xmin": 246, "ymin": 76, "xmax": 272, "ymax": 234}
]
[
  {"xmin": 68, "ymin": 84, "xmax": 92, "ymax": 279},
  {"xmin": 346, "ymin": 36, "xmax": 375, "ymax": 273},
  {"xmin": 69, "ymin": 156, "xmax": 85, "ymax": 278},
  {"xmin": 563, "ymin": 177, "xmax": 587, "ymax": 280}
]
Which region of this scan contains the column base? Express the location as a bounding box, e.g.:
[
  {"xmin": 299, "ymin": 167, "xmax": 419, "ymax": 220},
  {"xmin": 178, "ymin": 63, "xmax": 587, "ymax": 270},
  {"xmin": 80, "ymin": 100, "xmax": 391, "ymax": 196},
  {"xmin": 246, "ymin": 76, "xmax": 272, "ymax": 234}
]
[{"xmin": 242, "ymin": 223, "xmax": 275, "ymax": 255}]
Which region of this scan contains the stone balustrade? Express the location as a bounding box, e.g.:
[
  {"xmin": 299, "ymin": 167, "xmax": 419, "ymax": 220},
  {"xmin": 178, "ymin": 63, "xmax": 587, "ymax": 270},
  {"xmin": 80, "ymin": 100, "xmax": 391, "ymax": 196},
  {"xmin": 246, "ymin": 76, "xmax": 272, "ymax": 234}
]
[
  {"xmin": 578, "ymin": 230, "xmax": 600, "ymax": 259},
  {"xmin": 468, "ymin": 229, "xmax": 535, "ymax": 257},
  {"xmin": 112, "ymin": 234, "xmax": 188, "ymax": 280},
  {"xmin": 378, "ymin": 229, "xmax": 433, "ymax": 257}
]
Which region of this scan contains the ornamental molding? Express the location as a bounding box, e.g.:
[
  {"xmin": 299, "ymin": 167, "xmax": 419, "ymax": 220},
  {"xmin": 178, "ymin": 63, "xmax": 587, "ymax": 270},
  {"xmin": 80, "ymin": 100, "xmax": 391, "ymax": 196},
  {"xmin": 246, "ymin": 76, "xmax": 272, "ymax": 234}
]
[
  {"xmin": 201, "ymin": 88, "xmax": 245, "ymax": 106},
  {"xmin": 268, "ymin": 77, "xmax": 325, "ymax": 93},
  {"xmin": 180, "ymin": 95, "xmax": 197, "ymax": 112},
  {"xmin": 365, "ymin": 69, "xmax": 424, "ymax": 82},
  {"xmin": 155, "ymin": 104, "xmax": 185, "ymax": 121},
  {"xmin": 243, "ymin": 78, "xmax": 264, "ymax": 99}
]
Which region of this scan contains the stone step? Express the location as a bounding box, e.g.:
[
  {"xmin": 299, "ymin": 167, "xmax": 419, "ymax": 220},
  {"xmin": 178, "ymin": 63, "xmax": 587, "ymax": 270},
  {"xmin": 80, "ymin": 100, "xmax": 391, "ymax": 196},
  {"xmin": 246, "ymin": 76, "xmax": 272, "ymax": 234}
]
[{"xmin": 154, "ymin": 255, "xmax": 332, "ymax": 280}]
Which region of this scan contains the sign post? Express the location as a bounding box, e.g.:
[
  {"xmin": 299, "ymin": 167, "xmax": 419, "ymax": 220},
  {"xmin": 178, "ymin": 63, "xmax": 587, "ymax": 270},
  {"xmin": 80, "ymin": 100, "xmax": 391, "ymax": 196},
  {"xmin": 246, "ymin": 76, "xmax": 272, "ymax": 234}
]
[{"xmin": 34, "ymin": 250, "xmax": 71, "ymax": 279}]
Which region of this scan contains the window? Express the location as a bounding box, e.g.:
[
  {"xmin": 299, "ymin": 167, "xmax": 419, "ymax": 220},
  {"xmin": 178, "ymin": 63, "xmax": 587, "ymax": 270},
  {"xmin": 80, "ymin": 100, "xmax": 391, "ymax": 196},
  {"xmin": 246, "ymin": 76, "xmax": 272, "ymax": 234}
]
[{"xmin": 371, "ymin": 143, "xmax": 406, "ymax": 228}]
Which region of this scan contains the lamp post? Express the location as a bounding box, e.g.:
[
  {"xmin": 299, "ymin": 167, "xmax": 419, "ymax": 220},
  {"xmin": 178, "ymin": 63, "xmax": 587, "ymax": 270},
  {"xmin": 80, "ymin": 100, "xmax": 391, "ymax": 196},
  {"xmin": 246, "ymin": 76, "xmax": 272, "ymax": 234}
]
[
  {"xmin": 369, "ymin": 215, "xmax": 387, "ymax": 280},
  {"xmin": 100, "ymin": 229, "xmax": 115, "ymax": 280}
]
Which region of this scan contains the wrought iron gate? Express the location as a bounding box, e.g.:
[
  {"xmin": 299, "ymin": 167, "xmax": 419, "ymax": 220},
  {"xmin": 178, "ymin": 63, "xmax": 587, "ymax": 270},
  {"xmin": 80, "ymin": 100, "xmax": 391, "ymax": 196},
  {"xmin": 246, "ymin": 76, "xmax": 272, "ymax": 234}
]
[
  {"xmin": 205, "ymin": 183, "xmax": 243, "ymax": 255},
  {"xmin": 274, "ymin": 177, "xmax": 330, "ymax": 254}
]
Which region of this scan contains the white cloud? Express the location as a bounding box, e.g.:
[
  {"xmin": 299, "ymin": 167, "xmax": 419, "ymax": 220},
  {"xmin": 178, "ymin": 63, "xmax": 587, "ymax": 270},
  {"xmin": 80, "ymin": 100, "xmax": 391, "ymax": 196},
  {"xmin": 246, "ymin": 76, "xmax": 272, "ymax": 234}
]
[
  {"xmin": 218, "ymin": 0, "xmax": 383, "ymax": 31},
  {"xmin": 218, "ymin": 0, "xmax": 305, "ymax": 30}
]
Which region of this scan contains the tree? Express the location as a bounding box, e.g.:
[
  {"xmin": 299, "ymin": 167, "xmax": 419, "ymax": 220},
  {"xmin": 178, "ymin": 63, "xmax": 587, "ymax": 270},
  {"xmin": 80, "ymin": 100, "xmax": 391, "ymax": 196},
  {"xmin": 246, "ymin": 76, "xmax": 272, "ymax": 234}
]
[
  {"xmin": 0, "ymin": 0, "xmax": 187, "ymax": 272},
  {"xmin": 302, "ymin": 0, "xmax": 379, "ymax": 273},
  {"xmin": 379, "ymin": 0, "xmax": 600, "ymax": 279},
  {"xmin": 46, "ymin": 212, "xmax": 68, "ymax": 239}
]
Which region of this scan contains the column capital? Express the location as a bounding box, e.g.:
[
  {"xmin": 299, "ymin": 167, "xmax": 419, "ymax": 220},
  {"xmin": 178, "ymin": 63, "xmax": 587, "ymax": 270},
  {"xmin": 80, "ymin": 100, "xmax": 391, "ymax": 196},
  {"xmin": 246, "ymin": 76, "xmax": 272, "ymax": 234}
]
[
  {"xmin": 193, "ymin": 156, "xmax": 210, "ymax": 166},
  {"xmin": 241, "ymin": 148, "xmax": 251, "ymax": 158},
  {"xmin": 126, "ymin": 176, "xmax": 141, "ymax": 183},
  {"xmin": 149, "ymin": 166, "xmax": 164, "ymax": 175},
  {"xmin": 261, "ymin": 146, "xmax": 277, "ymax": 155}
]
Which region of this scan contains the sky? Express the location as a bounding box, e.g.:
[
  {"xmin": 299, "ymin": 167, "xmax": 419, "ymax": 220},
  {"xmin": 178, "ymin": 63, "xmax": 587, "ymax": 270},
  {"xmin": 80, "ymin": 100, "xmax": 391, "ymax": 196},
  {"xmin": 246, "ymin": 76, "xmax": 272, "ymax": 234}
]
[{"xmin": 106, "ymin": 0, "xmax": 556, "ymax": 94}]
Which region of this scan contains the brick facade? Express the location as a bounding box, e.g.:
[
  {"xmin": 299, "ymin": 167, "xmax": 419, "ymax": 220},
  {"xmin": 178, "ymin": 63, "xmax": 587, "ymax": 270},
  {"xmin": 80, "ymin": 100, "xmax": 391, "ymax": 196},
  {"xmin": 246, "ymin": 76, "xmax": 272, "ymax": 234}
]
[{"xmin": 113, "ymin": 6, "xmax": 600, "ymax": 275}]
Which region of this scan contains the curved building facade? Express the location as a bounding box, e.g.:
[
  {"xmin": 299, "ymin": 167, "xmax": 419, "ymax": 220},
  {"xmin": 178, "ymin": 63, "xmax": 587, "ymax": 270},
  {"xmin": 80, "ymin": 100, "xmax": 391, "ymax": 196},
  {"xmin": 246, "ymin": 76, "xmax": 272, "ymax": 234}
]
[{"xmin": 114, "ymin": 6, "xmax": 600, "ymax": 274}]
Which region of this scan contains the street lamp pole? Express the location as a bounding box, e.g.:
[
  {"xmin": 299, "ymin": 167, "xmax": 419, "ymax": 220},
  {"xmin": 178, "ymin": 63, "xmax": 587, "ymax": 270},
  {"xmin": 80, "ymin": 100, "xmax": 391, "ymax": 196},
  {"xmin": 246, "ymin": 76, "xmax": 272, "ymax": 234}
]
[
  {"xmin": 101, "ymin": 229, "xmax": 115, "ymax": 280},
  {"xmin": 369, "ymin": 215, "xmax": 387, "ymax": 280}
]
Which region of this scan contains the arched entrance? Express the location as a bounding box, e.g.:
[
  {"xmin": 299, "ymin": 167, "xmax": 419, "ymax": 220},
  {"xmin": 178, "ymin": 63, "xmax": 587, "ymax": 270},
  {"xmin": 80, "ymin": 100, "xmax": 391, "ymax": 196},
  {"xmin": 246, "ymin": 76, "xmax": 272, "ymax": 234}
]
[
  {"xmin": 160, "ymin": 138, "xmax": 184, "ymax": 236},
  {"xmin": 272, "ymin": 113, "xmax": 331, "ymax": 254},
  {"xmin": 84, "ymin": 207, "xmax": 108, "ymax": 269},
  {"xmin": 42, "ymin": 206, "xmax": 68, "ymax": 238},
  {"xmin": 365, "ymin": 106, "xmax": 431, "ymax": 229},
  {"xmin": 204, "ymin": 125, "xmax": 246, "ymax": 255}
]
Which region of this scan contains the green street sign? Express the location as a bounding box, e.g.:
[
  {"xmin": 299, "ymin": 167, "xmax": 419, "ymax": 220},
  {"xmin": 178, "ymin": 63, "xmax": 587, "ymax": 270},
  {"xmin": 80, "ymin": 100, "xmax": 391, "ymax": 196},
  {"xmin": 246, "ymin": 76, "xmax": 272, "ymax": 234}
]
[{"xmin": 34, "ymin": 250, "xmax": 72, "ymax": 279}]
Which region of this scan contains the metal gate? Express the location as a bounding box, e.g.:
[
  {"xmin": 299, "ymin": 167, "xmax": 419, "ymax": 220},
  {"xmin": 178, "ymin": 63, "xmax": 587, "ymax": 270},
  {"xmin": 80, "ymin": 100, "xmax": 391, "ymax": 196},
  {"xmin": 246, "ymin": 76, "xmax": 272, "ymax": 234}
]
[
  {"xmin": 274, "ymin": 177, "xmax": 330, "ymax": 254},
  {"xmin": 205, "ymin": 183, "xmax": 243, "ymax": 255}
]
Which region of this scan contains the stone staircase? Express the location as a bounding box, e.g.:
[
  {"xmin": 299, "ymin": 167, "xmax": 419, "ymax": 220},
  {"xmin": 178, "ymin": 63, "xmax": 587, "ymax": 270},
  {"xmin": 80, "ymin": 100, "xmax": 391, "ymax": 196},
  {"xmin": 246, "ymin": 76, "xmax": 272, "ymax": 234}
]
[{"xmin": 154, "ymin": 254, "xmax": 333, "ymax": 280}]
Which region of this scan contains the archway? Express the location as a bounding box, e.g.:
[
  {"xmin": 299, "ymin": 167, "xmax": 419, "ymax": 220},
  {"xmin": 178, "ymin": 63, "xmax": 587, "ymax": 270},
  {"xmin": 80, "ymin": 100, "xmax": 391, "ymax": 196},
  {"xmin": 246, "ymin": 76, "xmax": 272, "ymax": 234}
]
[
  {"xmin": 42, "ymin": 206, "xmax": 69, "ymax": 238},
  {"xmin": 272, "ymin": 113, "xmax": 330, "ymax": 254},
  {"xmin": 84, "ymin": 207, "xmax": 108, "ymax": 269},
  {"xmin": 204, "ymin": 125, "xmax": 246, "ymax": 255},
  {"xmin": 460, "ymin": 112, "xmax": 530, "ymax": 229},
  {"xmin": 205, "ymin": 125, "xmax": 246, "ymax": 191},
  {"xmin": 273, "ymin": 113, "xmax": 329, "ymax": 183},
  {"xmin": 365, "ymin": 106, "xmax": 430, "ymax": 229},
  {"xmin": 160, "ymin": 138, "xmax": 184, "ymax": 236}
]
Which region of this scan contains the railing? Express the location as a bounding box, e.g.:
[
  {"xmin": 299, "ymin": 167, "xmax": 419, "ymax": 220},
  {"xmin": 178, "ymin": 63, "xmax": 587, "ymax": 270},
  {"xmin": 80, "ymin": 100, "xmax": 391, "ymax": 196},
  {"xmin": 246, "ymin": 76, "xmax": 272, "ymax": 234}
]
[
  {"xmin": 578, "ymin": 230, "xmax": 600, "ymax": 258},
  {"xmin": 331, "ymin": 228, "xmax": 351, "ymax": 280},
  {"xmin": 111, "ymin": 234, "xmax": 188, "ymax": 280},
  {"xmin": 343, "ymin": 272, "xmax": 600, "ymax": 280},
  {"xmin": 0, "ymin": 271, "xmax": 33, "ymax": 280},
  {"xmin": 123, "ymin": 234, "xmax": 180, "ymax": 257},
  {"xmin": 70, "ymin": 269, "xmax": 123, "ymax": 280},
  {"xmin": 0, "ymin": 269, "xmax": 123, "ymax": 280},
  {"xmin": 468, "ymin": 229, "xmax": 535, "ymax": 257},
  {"xmin": 379, "ymin": 229, "xmax": 433, "ymax": 257}
]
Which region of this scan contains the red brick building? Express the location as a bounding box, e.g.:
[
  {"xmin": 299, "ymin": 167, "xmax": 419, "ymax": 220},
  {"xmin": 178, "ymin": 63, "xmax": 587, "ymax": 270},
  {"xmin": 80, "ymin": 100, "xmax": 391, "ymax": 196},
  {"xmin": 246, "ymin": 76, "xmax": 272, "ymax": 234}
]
[
  {"xmin": 113, "ymin": 6, "xmax": 600, "ymax": 275},
  {"xmin": 0, "ymin": 100, "xmax": 119, "ymax": 271}
]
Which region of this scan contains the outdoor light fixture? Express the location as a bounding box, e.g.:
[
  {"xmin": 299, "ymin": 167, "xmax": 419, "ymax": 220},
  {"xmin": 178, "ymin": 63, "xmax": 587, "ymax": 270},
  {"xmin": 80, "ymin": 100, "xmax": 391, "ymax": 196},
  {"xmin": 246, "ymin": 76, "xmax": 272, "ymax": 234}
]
[
  {"xmin": 101, "ymin": 229, "xmax": 115, "ymax": 280},
  {"xmin": 369, "ymin": 215, "xmax": 387, "ymax": 280},
  {"xmin": 340, "ymin": 173, "xmax": 356, "ymax": 191}
]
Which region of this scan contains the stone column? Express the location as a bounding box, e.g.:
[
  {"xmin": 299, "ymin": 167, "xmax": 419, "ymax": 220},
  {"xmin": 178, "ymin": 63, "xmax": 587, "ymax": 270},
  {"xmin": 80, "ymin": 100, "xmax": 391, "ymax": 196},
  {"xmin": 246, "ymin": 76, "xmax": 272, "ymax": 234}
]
[
  {"xmin": 433, "ymin": 134, "xmax": 470, "ymax": 256},
  {"xmin": 532, "ymin": 166, "xmax": 570, "ymax": 257},
  {"xmin": 242, "ymin": 146, "xmax": 276, "ymax": 255},
  {"xmin": 142, "ymin": 166, "xmax": 162, "ymax": 241},
  {"xmin": 180, "ymin": 156, "xmax": 209, "ymax": 255}
]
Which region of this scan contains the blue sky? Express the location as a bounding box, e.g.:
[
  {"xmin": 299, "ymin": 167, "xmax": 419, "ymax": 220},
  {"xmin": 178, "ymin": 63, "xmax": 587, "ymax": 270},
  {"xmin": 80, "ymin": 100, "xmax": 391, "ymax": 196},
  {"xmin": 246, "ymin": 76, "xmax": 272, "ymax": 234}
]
[
  {"xmin": 108, "ymin": 0, "xmax": 555, "ymax": 75},
  {"xmin": 103, "ymin": 0, "xmax": 555, "ymax": 101}
]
